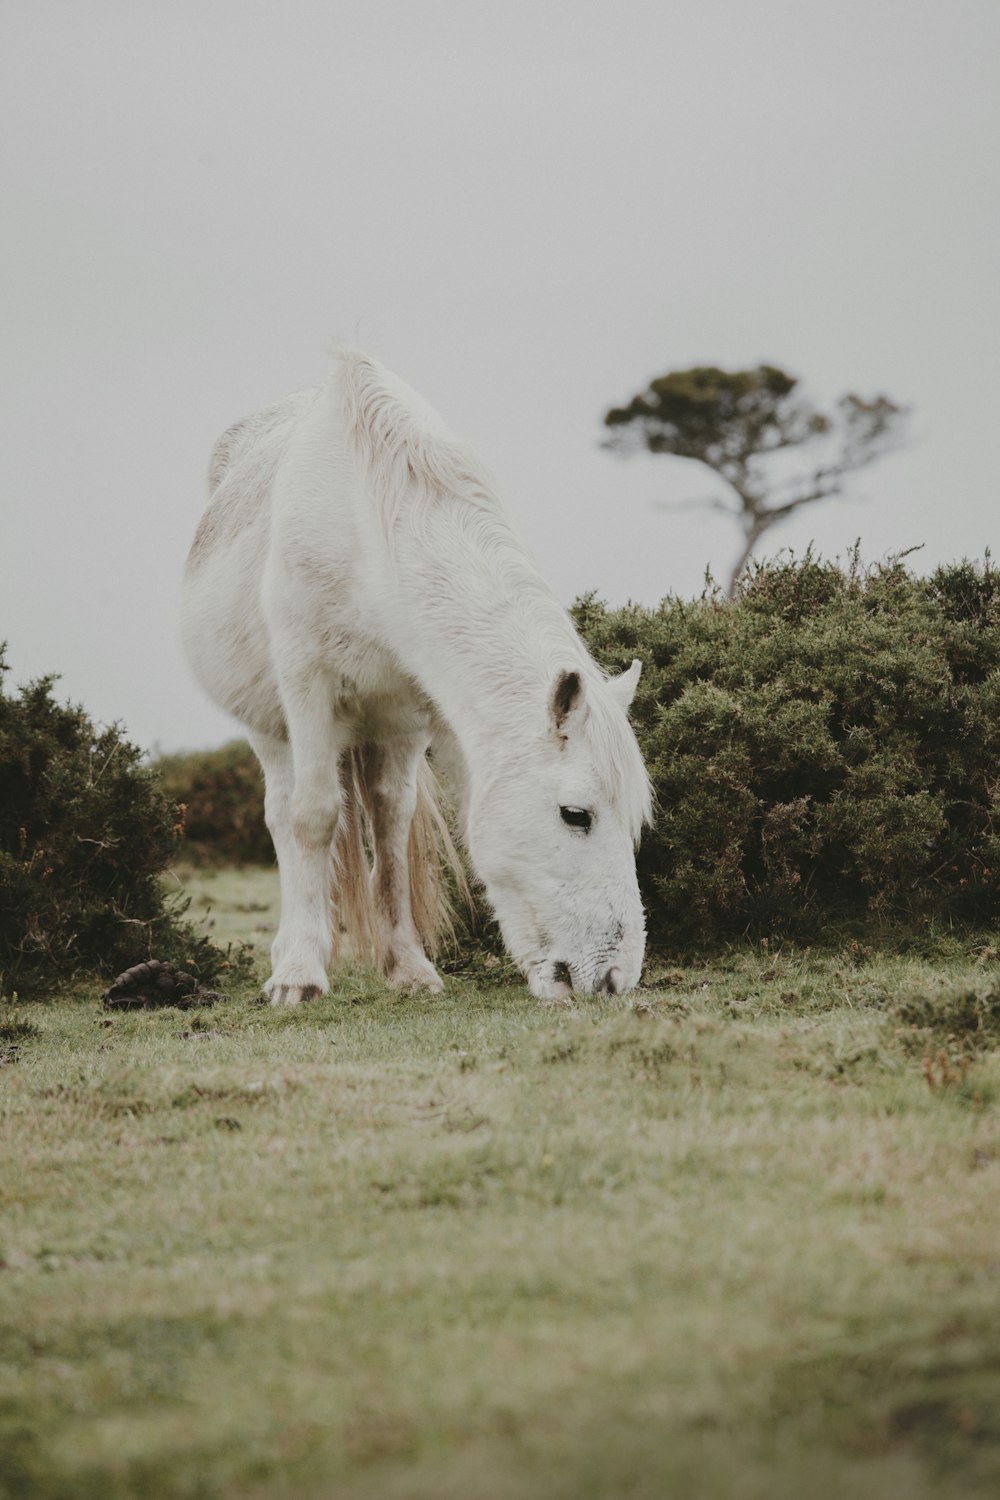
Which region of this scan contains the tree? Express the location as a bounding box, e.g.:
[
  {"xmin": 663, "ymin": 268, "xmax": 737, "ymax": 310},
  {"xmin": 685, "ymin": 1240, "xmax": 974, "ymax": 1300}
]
[{"xmin": 603, "ymin": 364, "xmax": 909, "ymax": 594}]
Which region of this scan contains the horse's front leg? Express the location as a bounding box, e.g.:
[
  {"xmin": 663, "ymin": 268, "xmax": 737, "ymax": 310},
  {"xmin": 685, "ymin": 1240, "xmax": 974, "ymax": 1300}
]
[
  {"xmin": 250, "ymin": 694, "xmax": 346, "ymax": 1005},
  {"xmin": 357, "ymin": 738, "xmax": 444, "ymax": 994}
]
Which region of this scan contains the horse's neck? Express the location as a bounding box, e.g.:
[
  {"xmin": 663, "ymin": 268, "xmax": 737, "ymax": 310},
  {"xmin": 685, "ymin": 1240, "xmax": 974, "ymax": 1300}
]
[{"xmin": 386, "ymin": 504, "xmax": 585, "ymax": 756}]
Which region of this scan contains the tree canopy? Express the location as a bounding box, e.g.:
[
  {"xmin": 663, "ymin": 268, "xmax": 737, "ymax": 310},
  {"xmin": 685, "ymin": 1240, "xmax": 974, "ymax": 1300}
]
[{"xmin": 604, "ymin": 365, "xmax": 908, "ymax": 593}]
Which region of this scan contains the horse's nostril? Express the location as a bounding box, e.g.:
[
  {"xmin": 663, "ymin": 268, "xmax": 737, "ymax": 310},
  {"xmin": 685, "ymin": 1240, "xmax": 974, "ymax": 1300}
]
[
  {"xmin": 599, "ymin": 966, "xmax": 623, "ymax": 995},
  {"xmin": 551, "ymin": 961, "xmax": 572, "ymax": 987}
]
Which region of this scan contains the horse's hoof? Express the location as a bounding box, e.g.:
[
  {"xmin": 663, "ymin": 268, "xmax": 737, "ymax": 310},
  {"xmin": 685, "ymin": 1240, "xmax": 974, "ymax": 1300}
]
[
  {"xmin": 265, "ymin": 982, "xmax": 323, "ymax": 1006},
  {"xmin": 387, "ymin": 959, "xmax": 444, "ymax": 994}
]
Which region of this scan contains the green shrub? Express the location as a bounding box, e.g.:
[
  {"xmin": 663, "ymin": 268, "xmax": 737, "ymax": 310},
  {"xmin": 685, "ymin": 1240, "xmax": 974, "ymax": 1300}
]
[
  {"xmin": 0, "ymin": 649, "xmax": 247, "ymax": 995},
  {"xmin": 147, "ymin": 555, "xmax": 1000, "ymax": 961},
  {"xmin": 574, "ymin": 554, "xmax": 1000, "ymax": 949},
  {"xmin": 155, "ymin": 741, "xmax": 271, "ymax": 865}
]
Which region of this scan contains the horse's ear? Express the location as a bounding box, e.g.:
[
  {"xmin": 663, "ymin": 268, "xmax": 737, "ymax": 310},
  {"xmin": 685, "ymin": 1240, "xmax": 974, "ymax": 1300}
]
[
  {"xmin": 609, "ymin": 658, "xmax": 642, "ymax": 711},
  {"xmin": 550, "ymin": 669, "xmax": 585, "ymax": 732}
]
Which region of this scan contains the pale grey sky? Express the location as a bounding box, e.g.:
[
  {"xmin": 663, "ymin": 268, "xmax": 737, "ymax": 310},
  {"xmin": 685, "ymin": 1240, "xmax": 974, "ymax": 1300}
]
[{"xmin": 2, "ymin": 0, "xmax": 998, "ymax": 751}]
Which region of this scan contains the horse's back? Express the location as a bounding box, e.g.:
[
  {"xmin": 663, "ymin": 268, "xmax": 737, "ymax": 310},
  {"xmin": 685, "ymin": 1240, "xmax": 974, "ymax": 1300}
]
[
  {"xmin": 181, "ymin": 389, "xmax": 323, "ymax": 737},
  {"xmin": 189, "ymin": 390, "xmax": 318, "ymax": 568},
  {"xmin": 181, "ymin": 375, "xmax": 407, "ymax": 740}
]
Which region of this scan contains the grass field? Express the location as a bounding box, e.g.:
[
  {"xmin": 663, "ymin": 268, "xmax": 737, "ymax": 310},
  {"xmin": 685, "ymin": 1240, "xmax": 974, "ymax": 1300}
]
[{"xmin": 3, "ymin": 865, "xmax": 1000, "ymax": 1499}]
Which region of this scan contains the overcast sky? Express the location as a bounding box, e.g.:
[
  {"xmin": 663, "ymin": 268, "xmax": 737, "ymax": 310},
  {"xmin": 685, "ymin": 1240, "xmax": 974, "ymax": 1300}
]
[{"xmin": 3, "ymin": 0, "xmax": 998, "ymax": 752}]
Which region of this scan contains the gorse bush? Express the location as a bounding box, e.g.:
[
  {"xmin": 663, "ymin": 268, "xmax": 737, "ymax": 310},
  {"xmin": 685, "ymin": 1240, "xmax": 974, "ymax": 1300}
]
[
  {"xmin": 574, "ymin": 554, "xmax": 1000, "ymax": 948},
  {"xmin": 147, "ymin": 555, "xmax": 1000, "ymax": 958},
  {"xmin": 0, "ymin": 648, "xmax": 246, "ymax": 994},
  {"xmin": 155, "ymin": 740, "xmax": 271, "ymax": 865}
]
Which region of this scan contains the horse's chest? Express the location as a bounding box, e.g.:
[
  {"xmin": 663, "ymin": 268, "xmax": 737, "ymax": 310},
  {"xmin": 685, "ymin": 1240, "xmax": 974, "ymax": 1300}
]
[
  {"xmin": 336, "ymin": 677, "xmax": 434, "ymax": 746},
  {"xmin": 317, "ymin": 624, "xmax": 431, "ymax": 741}
]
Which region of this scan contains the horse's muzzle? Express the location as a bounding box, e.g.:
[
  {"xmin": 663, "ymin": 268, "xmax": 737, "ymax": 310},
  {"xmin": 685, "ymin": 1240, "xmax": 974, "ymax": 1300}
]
[{"xmin": 527, "ymin": 958, "xmax": 626, "ymax": 1000}]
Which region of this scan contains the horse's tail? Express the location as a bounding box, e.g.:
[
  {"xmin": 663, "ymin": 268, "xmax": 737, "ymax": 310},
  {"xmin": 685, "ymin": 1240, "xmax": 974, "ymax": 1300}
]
[{"xmin": 332, "ymin": 750, "xmax": 469, "ymax": 972}]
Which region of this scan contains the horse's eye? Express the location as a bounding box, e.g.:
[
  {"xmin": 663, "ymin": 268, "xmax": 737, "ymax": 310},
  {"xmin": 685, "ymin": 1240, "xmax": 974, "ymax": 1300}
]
[{"xmin": 560, "ymin": 805, "xmax": 592, "ymax": 831}]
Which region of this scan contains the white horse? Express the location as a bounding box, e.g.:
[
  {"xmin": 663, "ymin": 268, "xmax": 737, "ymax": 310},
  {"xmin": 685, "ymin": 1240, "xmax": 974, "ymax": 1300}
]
[{"xmin": 180, "ymin": 349, "xmax": 652, "ymax": 1003}]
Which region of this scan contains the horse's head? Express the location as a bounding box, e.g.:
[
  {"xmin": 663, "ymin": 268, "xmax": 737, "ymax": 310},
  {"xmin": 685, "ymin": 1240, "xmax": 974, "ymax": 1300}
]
[{"xmin": 467, "ymin": 660, "xmax": 652, "ymax": 1001}]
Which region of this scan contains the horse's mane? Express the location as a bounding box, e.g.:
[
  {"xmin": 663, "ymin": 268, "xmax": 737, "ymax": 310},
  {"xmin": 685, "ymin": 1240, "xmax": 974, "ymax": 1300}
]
[
  {"xmin": 337, "ymin": 346, "xmax": 653, "ymax": 844},
  {"xmin": 337, "ymin": 346, "xmax": 497, "ymax": 532}
]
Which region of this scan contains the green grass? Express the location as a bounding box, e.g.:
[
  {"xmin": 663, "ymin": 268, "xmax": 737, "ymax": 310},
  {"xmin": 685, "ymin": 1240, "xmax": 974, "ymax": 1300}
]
[{"xmin": 3, "ymin": 867, "xmax": 1000, "ymax": 1499}]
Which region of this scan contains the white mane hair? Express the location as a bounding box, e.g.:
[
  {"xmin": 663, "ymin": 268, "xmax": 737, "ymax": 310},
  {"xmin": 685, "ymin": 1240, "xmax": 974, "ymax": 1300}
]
[
  {"xmin": 336, "ymin": 347, "xmax": 653, "ymax": 842},
  {"xmin": 181, "ymin": 344, "xmax": 653, "ymax": 1005}
]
